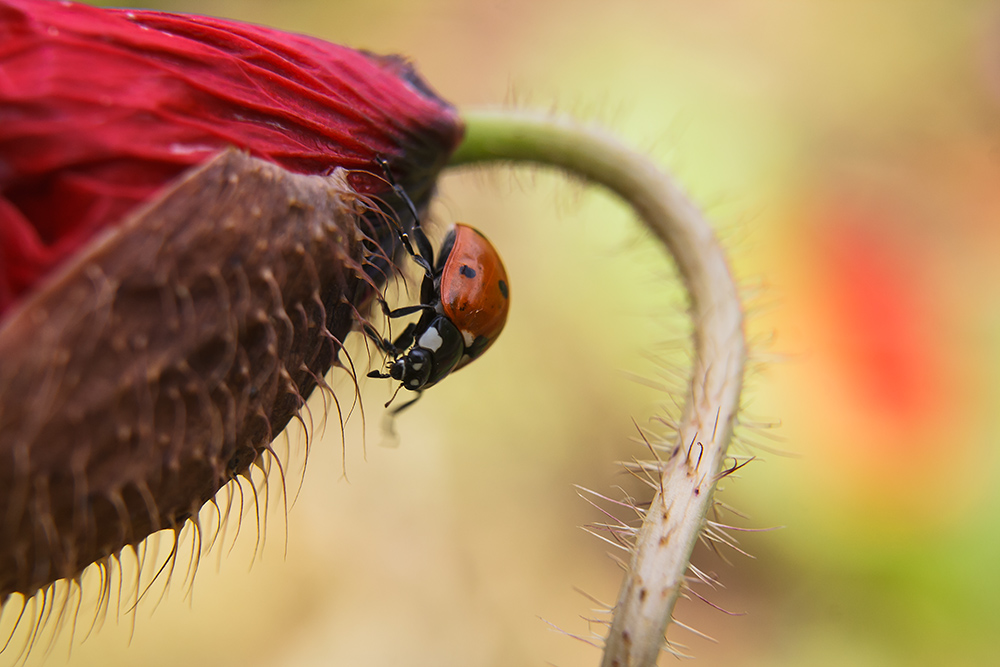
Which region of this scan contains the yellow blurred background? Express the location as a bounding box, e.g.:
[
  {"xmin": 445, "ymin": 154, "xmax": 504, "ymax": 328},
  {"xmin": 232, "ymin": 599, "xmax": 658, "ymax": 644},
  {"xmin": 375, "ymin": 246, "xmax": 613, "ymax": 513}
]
[{"xmin": 7, "ymin": 1, "xmax": 1000, "ymax": 665}]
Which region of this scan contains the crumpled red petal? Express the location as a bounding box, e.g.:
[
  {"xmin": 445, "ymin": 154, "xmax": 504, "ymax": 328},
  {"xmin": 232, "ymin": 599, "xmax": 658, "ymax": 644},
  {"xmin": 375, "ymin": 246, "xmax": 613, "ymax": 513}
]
[{"xmin": 0, "ymin": 0, "xmax": 463, "ymax": 317}]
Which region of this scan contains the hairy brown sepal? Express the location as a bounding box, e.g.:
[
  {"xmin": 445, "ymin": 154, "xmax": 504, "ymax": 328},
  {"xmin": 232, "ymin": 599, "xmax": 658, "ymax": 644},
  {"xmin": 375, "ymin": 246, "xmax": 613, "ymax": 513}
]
[{"xmin": 0, "ymin": 149, "xmax": 377, "ymax": 601}]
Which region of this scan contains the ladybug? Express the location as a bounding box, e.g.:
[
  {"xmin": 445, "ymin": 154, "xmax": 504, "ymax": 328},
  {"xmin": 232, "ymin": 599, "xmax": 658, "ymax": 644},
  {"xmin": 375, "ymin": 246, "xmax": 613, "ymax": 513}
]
[{"xmin": 366, "ymin": 166, "xmax": 510, "ymax": 414}]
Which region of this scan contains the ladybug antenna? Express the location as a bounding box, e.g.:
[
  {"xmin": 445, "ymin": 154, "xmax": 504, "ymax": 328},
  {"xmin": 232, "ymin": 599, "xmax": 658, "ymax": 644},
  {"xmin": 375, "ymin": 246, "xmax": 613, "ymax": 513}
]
[{"xmin": 384, "ymin": 381, "xmax": 405, "ymax": 408}]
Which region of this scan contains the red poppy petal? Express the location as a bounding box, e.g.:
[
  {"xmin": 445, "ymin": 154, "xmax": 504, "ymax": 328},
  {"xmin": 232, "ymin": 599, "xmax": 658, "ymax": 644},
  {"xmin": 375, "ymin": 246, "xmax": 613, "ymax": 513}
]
[{"xmin": 0, "ymin": 0, "xmax": 463, "ymax": 317}]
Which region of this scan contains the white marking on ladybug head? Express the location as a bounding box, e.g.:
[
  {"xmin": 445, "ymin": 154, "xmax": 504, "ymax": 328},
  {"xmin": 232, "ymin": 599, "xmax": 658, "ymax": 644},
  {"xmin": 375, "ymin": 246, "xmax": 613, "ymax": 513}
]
[
  {"xmin": 460, "ymin": 329, "xmax": 475, "ymax": 347},
  {"xmin": 411, "ymin": 361, "xmax": 424, "ymax": 370},
  {"xmin": 408, "ymin": 378, "xmax": 421, "ymax": 388},
  {"xmin": 418, "ymin": 326, "xmax": 443, "ymax": 352}
]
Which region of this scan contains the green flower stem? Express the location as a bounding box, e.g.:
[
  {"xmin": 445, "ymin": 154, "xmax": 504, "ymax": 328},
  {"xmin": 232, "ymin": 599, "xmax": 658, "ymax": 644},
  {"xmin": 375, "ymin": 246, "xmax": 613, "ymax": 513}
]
[{"xmin": 449, "ymin": 109, "xmax": 746, "ymax": 667}]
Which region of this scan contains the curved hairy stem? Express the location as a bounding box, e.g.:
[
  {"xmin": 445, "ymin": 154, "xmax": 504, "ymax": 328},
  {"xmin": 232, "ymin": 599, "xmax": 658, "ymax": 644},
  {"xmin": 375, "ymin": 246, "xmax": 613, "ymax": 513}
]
[{"xmin": 449, "ymin": 109, "xmax": 746, "ymax": 667}]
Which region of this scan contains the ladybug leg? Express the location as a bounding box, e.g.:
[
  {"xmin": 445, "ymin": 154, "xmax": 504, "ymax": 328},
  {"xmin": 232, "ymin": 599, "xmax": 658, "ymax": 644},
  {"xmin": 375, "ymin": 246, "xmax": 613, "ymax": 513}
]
[
  {"xmin": 361, "ymin": 319, "xmax": 425, "ymax": 359},
  {"xmin": 373, "ymin": 294, "xmax": 433, "ymax": 320},
  {"xmin": 361, "ymin": 322, "xmax": 399, "ymax": 356},
  {"xmin": 376, "ymin": 157, "xmax": 434, "ymax": 277},
  {"xmin": 407, "ymin": 222, "xmax": 436, "ymax": 277},
  {"xmin": 390, "ymin": 321, "xmax": 418, "ymax": 351},
  {"xmin": 385, "ymin": 303, "xmax": 435, "ymax": 319}
]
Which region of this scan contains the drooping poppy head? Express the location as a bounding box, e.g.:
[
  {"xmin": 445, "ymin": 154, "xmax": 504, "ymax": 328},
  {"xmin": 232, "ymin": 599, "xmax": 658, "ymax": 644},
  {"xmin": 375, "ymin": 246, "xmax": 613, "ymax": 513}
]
[{"xmin": 0, "ymin": 0, "xmax": 464, "ymax": 603}]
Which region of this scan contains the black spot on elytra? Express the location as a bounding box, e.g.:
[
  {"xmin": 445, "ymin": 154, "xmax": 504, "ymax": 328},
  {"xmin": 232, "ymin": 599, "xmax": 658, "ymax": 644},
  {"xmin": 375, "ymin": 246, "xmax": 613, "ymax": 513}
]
[
  {"xmin": 459, "ymin": 264, "xmax": 477, "ymax": 279},
  {"xmin": 498, "ymin": 279, "xmax": 509, "ymax": 299}
]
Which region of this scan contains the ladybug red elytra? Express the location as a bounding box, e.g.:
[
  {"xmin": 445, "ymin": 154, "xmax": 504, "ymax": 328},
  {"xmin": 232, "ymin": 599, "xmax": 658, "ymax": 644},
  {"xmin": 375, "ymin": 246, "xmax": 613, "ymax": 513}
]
[{"xmin": 366, "ymin": 164, "xmax": 510, "ymax": 414}]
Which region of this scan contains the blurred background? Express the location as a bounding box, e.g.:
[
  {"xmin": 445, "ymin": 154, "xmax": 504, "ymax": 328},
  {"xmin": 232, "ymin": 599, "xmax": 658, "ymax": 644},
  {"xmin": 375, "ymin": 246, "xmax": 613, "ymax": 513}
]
[{"xmin": 7, "ymin": 0, "xmax": 1000, "ymax": 665}]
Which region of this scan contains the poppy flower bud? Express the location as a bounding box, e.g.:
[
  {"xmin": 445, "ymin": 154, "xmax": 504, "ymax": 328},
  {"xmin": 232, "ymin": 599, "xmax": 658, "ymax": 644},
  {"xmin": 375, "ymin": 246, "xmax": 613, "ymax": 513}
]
[{"xmin": 0, "ymin": 0, "xmax": 463, "ymax": 604}]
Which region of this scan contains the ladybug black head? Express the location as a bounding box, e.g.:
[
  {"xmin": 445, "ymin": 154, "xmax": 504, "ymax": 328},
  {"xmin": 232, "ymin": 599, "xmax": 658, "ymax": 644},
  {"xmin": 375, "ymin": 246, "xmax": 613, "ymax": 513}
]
[{"xmin": 390, "ymin": 347, "xmax": 433, "ymax": 391}]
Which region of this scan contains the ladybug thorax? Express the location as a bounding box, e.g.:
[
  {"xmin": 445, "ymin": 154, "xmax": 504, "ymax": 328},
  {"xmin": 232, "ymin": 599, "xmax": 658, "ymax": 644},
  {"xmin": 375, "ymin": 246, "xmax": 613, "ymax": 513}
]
[{"xmin": 391, "ymin": 315, "xmax": 465, "ymax": 391}]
